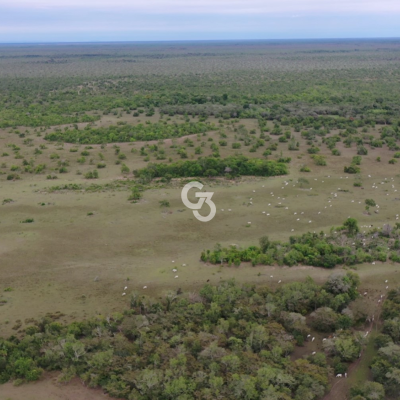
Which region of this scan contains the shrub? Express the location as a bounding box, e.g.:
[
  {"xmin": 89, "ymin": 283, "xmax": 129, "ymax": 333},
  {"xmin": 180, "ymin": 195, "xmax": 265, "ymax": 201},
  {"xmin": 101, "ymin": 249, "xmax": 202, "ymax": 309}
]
[
  {"xmin": 7, "ymin": 173, "xmax": 20, "ymax": 180},
  {"xmin": 121, "ymin": 164, "xmax": 130, "ymax": 174},
  {"xmin": 128, "ymin": 186, "xmax": 142, "ymax": 202},
  {"xmin": 84, "ymin": 170, "xmax": 99, "ymax": 179},
  {"xmin": 307, "ymin": 146, "xmax": 320, "ymax": 154},
  {"xmin": 312, "ymin": 155, "xmax": 327, "ymax": 166},
  {"xmin": 357, "ymin": 146, "xmax": 368, "ymax": 155},
  {"xmin": 344, "ymin": 165, "xmax": 360, "ymax": 174},
  {"xmin": 365, "ymin": 199, "xmax": 376, "ymax": 207}
]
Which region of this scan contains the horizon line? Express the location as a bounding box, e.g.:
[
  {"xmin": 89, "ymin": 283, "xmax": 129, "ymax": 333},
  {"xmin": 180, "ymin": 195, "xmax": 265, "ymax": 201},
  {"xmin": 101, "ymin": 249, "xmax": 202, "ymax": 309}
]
[{"xmin": 1, "ymin": 37, "xmax": 400, "ymax": 46}]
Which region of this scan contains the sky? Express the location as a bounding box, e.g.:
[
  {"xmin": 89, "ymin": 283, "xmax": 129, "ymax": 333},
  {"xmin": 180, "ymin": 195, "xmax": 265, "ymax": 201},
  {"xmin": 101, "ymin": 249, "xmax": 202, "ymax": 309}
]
[{"xmin": 1, "ymin": 0, "xmax": 400, "ymax": 43}]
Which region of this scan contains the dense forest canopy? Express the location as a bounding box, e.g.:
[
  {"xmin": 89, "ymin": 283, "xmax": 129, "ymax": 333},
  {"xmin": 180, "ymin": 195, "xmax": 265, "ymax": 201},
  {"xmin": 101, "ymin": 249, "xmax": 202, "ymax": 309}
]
[{"xmin": 0, "ymin": 276, "xmax": 366, "ymax": 400}]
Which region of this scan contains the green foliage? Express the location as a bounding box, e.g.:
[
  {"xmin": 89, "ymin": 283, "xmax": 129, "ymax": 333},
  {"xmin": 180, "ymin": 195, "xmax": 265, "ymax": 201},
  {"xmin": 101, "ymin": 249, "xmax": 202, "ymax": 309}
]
[
  {"xmin": 350, "ymin": 382, "xmax": 385, "ymax": 400},
  {"xmin": 45, "ymin": 121, "xmax": 216, "ymax": 144},
  {"xmin": 0, "ymin": 279, "xmax": 345, "ymax": 397},
  {"xmin": 312, "ymin": 155, "xmax": 327, "ymax": 166},
  {"xmin": 159, "ymin": 200, "xmax": 170, "ymax": 207},
  {"xmin": 307, "ymin": 146, "xmax": 320, "ymax": 154},
  {"xmin": 202, "ymin": 219, "xmax": 399, "ymax": 269},
  {"xmin": 365, "ymin": 199, "xmax": 376, "ymax": 207},
  {"xmin": 121, "ymin": 164, "xmax": 130, "ymax": 174},
  {"xmin": 128, "ymin": 186, "xmax": 142, "ymax": 202},
  {"xmin": 84, "ymin": 170, "xmax": 99, "ymax": 179},
  {"xmin": 344, "ymin": 165, "xmax": 361, "ymax": 174},
  {"xmin": 357, "ymin": 146, "xmax": 368, "ymax": 155},
  {"xmin": 134, "ymin": 156, "xmax": 288, "ymax": 180},
  {"xmin": 343, "ymin": 218, "xmax": 359, "ymax": 235},
  {"xmin": 352, "ymin": 155, "xmax": 362, "ymax": 165},
  {"xmin": 2, "ymin": 198, "xmax": 14, "ymax": 205}
]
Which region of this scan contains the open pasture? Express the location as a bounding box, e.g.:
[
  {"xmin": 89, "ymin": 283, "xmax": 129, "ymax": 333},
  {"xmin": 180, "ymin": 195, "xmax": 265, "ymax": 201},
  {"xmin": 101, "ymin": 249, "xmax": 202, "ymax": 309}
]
[{"xmin": 1, "ymin": 115, "xmax": 399, "ymax": 337}]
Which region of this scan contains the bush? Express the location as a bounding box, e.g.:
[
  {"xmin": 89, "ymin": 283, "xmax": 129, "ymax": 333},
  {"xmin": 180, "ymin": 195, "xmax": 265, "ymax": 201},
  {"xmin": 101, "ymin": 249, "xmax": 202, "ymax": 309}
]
[
  {"xmin": 312, "ymin": 155, "xmax": 327, "ymax": 166},
  {"xmin": 344, "ymin": 165, "xmax": 360, "ymax": 174},
  {"xmin": 357, "ymin": 146, "xmax": 368, "ymax": 155},
  {"xmin": 128, "ymin": 186, "xmax": 142, "ymax": 202},
  {"xmin": 84, "ymin": 170, "xmax": 99, "ymax": 179},
  {"xmin": 307, "ymin": 146, "xmax": 320, "ymax": 154},
  {"xmin": 121, "ymin": 164, "xmax": 130, "ymax": 174},
  {"xmin": 7, "ymin": 173, "xmax": 20, "ymax": 180}
]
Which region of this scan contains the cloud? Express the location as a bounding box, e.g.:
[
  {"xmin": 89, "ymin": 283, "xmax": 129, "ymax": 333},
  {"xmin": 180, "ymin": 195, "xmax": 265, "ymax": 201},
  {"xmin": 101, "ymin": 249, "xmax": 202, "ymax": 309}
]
[
  {"xmin": 7, "ymin": 0, "xmax": 400, "ymax": 14},
  {"xmin": 1, "ymin": 0, "xmax": 399, "ymax": 41}
]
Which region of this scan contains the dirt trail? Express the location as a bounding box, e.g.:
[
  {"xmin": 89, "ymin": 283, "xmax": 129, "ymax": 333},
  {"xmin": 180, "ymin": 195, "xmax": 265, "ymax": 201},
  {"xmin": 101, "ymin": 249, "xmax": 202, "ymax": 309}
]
[
  {"xmin": 322, "ymin": 357, "xmax": 362, "ymax": 400},
  {"xmin": 0, "ymin": 374, "xmax": 110, "ymax": 400},
  {"xmin": 323, "ymin": 320, "xmax": 377, "ymax": 400}
]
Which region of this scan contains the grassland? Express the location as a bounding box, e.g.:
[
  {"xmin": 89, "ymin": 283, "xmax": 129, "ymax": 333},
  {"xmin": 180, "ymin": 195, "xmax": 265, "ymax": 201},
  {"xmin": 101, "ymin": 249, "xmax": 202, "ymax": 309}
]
[{"xmin": 1, "ymin": 39, "xmax": 400, "ymax": 400}]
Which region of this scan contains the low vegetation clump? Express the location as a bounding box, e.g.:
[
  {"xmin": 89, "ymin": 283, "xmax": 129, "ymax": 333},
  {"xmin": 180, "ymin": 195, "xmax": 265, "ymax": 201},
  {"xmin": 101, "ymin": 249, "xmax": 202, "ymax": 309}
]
[
  {"xmin": 128, "ymin": 186, "xmax": 142, "ymax": 202},
  {"xmin": 84, "ymin": 170, "xmax": 99, "ymax": 179},
  {"xmin": 1, "ymin": 198, "xmax": 14, "ymax": 205},
  {"xmin": 201, "ymin": 219, "xmax": 400, "ymax": 268}
]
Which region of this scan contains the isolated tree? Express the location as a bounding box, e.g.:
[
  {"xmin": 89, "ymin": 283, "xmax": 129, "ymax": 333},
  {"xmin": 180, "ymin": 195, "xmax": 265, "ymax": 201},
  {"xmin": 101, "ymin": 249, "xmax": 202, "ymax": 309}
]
[{"xmin": 343, "ymin": 218, "xmax": 359, "ymax": 236}]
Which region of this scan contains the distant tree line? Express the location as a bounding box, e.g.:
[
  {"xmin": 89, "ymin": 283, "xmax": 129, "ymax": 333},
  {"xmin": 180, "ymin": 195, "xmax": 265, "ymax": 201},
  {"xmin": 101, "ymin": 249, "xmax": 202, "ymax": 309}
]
[{"xmin": 44, "ymin": 121, "xmax": 216, "ymax": 144}]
